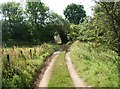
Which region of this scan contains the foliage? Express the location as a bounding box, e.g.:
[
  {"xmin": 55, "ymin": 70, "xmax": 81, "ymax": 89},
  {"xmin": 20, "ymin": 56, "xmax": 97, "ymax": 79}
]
[
  {"xmin": 70, "ymin": 41, "xmax": 119, "ymax": 87},
  {"xmin": 26, "ymin": 1, "xmax": 50, "ymax": 42},
  {"xmin": 0, "ymin": 1, "xmax": 70, "ymax": 44},
  {"xmin": 44, "ymin": 12, "xmax": 70, "ymax": 44},
  {"xmin": 64, "ymin": 3, "xmax": 86, "ymax": 24},
  {"xmin": 93, "ymin": 2, "xmax": 120, "ymax": 54},
  {"xmin": 0, "ymin": 2, "xmax": 27, "ymax": 41},
  {"xmin": 2, "ymin": 43, "xmax": 59, "ymax": 88},
  {"xmin": 68, "ymin": 2, "xmax": 120, "ymax": 54},
  {"xmin": 68, "ymin": 16, "xmax": 96, "ymax": 42}
]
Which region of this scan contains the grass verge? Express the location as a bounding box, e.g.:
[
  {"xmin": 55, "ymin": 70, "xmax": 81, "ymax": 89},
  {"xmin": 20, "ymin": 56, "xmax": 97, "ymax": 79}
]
[
  {"xmin": 2, "ymin": 43, "xmax": 59, "ymax": 88},
  {"xmin": 70, "ymin": 41, "xmax": 119, "ymax": 87},
  {"xmin": 48, "ymin": 52, "xmax": 74, "ymax": 87}
]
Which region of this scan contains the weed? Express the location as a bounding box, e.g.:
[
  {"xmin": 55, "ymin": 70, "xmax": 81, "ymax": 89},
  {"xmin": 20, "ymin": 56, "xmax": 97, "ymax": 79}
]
[{"xmin": 70, "ymin": 41, "xmax": 119, "ymax": 87}]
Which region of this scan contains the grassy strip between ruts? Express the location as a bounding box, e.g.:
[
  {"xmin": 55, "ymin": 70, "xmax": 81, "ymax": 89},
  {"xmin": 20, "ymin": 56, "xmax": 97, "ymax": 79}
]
[
  {"xmin": 48, "ymin": 52, "xmax": 74, "ymax": 87},
  {"xmin": 70, "ymin": 41, "xmax": 119, "ymax": 87}
]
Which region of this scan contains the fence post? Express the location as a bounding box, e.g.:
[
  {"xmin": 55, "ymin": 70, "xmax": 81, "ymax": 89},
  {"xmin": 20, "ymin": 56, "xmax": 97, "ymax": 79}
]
[
  {"xmin": 20, "ymin": 50, "xmax": 26, "ymax": 60},
  {"xmin": 7, "ymin": 54, "xmax": 10, "ymax": 67},
  {"xmin": 30, "ymin": 49, "xmax": 32, "ymax": 59},
  {"xmin": 33, "ymin": 48, "xmax": 36, "ymax": 58}
]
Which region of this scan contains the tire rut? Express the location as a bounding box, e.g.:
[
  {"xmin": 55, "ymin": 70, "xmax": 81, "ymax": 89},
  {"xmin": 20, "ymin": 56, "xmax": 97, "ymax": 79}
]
[
  {"xmin": 66, "ymin": 52, "xmax": 90, "ymax": 88},
  {"xmin": 34, "ymin": 51, "xmax": 60, "ymax": 89}
]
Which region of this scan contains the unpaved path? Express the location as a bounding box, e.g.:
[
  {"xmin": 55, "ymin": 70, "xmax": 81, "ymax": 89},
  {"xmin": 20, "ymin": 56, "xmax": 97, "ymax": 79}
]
[
  {"xmin": 35, "ymin": 49, "xmax": 90, "ymax": 88},
  {"xmin": 66, "ymin": 52, "xmax": 88, "ymax": 88},
  {"xmin": 38, "ymin": 51, "xmax": 60, "ymax": 87}
]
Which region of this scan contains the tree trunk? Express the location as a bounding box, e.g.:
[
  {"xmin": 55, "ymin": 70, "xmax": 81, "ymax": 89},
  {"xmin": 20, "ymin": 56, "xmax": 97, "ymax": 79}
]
[{"xmin": 58, "ymin": 30, "xmax": 69, "ymax": 44}]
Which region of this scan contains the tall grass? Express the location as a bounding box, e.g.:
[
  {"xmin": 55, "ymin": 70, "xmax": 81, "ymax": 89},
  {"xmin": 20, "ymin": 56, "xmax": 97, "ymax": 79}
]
[
  {"xmin": 2, "ymin": 43, "xmax": 59, "ymax": 88},
  {"xmin": 70, "ymin": 41, "xmax": 119, "ymax": 87}
]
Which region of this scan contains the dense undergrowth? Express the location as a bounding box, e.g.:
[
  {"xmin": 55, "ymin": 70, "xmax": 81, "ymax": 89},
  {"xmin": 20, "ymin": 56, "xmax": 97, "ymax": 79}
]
[
  {"xmin": 70, "ymin": 41, "xmax": 119, "ymax": 87},
  {"xmin": 2, "ymin": 43, "xmax": 59, "ymax": 88}
]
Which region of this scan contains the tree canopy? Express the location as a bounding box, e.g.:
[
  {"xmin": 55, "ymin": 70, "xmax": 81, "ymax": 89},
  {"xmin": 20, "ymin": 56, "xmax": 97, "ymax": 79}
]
[
  {"xmin": 63, "ymin": 3, "xmax": 86, "ymax": 24},
  {"xmin": 0, "ymin": 1, "xmax": 69, "ymax": 45},
  {"xmin": 0, "ymin": 1, "xmax": 120, "ymax": 55}
]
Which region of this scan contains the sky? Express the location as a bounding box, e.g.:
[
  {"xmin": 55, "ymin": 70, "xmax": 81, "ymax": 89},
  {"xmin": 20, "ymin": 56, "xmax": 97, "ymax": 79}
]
[
  {"xmin": 0, "ymin": 0, "xmax": 96, "ymax": 17},
  {"xmin": 41, "ymin": 0, "xmax": 96, "ymax": 17}
]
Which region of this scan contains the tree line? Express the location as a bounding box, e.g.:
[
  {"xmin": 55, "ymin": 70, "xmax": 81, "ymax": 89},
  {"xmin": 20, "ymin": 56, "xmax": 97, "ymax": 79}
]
[
  {"xmin": 66, "ymin": 2, "xmax": 120, "ymax": 55},
  {"xmin": 0, "ymin": 1, "xmax": 71, "ymax": 45},
  {"xmin": 0, "ymin": 1, "xmax": 120, "ymax": 55}
]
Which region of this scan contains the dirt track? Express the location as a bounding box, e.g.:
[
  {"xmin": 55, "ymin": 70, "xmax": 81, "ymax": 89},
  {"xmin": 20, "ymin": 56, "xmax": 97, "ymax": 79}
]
[
  {"xmin": 66, "ymin": 52, "xmax": 88, "ymax": 87},
  {"xmin": 35, "ymin": 50, "xmax": 90, "ymax": 88},
  {"xmin": 38, "ymin": 51, "xmax": 60, "ymax": 87}
]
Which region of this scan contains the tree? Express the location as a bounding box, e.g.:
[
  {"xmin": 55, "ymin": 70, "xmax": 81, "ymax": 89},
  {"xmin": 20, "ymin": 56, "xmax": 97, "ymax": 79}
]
[
  {"xmin": 63, "ymin": 3, "xmax": 86, "ymax": 24},
  {"xmin": 0, "ymin": 1, "xmax": 70, "ymax": 44},
  {"xmin": 45, "ymin": 12, "xmax": 69, "ymax": 44},
  {"xmin": 26, "ymin": 1, "xmax": 49, "ymax": 42},
  {"xmin": 0, "ymin": 2, "xmax": 26, "ymax": 41},
  {"xmin": 93, "ymin": 1, "xmax": 120, "ymax": 55}
]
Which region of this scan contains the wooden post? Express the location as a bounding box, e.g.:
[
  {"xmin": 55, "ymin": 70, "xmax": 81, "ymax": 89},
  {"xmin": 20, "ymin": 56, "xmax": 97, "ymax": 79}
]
[
  {"xmin": 20, "ymin": 50, "xmax": 26, "ymax": 60},
  {"xmin": 7, "ymin": 54, "xmax": 10, "ymax": 67},
  {"xmin": 30, "ymin": 49, "xmax": 32, "ymax": 59},
  {"xmin": 7, "ymin": 54, "xmax": 10, "ymax": 62},
  {"xmin": 33, "ymin": 48, "xmax": 36, "ymax": 58}
]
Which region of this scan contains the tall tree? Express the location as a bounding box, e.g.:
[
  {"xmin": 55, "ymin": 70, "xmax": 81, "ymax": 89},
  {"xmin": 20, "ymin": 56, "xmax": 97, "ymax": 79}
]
[
  {"xmin": 93, "ymin": 1, "xmax": 120, "ymax": 55},
  {"xmin": 63, "ymin": 3, "xmax": 86, "ymax": 24},
  {"xmin": 26, "ymin": 1, "xmax": 49, "ymax": 42},
  {"xmin": 0, "ymin": 2, "xmax": 26, "ymax": 41}
]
